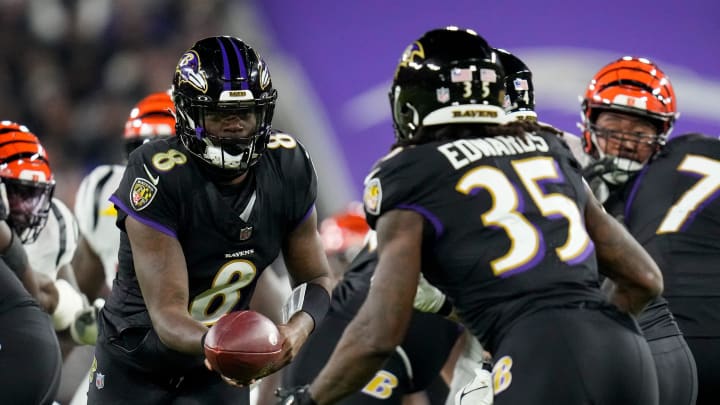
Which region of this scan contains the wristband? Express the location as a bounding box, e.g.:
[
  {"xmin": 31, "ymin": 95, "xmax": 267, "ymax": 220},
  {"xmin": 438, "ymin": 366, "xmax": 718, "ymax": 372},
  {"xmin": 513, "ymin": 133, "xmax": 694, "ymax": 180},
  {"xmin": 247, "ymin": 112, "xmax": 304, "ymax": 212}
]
[
  {"xmin": 282, "ymin": 283, "xmax": 330, "ymax": 331},
  {"xmin": 201, "ymin": 331, "xmax": 208, "ymax": 350}
]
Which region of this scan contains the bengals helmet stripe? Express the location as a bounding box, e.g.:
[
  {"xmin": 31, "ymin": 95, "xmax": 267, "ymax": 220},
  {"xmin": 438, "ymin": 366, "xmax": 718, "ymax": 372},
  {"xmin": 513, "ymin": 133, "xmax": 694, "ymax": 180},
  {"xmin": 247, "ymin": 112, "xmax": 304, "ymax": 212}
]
[
  {"xmin": 0, "ymin": 121, "xmax": 55, "ymax": 243},
  {"xmin": 124, "ymin": 91, "xmax": 176, "ymax": 158}
]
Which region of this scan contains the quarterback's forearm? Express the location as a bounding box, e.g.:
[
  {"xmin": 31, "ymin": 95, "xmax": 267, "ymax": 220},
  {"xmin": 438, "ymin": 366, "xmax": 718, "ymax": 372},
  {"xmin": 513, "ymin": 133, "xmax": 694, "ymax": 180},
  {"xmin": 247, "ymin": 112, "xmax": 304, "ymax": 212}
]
[{"xmin": 152, "ymin": 308, "xmax": 208, "ymax": 355}]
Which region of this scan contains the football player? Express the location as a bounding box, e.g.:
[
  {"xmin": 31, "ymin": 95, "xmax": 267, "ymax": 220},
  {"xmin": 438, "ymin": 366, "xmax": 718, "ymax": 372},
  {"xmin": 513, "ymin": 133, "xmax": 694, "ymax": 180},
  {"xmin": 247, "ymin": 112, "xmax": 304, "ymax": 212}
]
[
  {"xmin": 278, "ymin": 27, "xmax": 662, "ymax": 405},
  {"xmin": 0, "ymin": 121, "xmax": 83, "ymax": 338},
  {"xmin": 87, "ymin": 36, "xmax": 333, "ymax": 404},
  {"xmin": 0, "ymin": 123, "xmax": 63, "ymax": 404},
  {"xmin": 280, "ymin": 206, "xmax": 460, "ymax": 404},
  {"xmin": 579, "ymin": 56, "xmax": 705, "ymax": 405},
  {"xmin": 0, "ymin": 120, "xmax": 82, "ymax": 404}
]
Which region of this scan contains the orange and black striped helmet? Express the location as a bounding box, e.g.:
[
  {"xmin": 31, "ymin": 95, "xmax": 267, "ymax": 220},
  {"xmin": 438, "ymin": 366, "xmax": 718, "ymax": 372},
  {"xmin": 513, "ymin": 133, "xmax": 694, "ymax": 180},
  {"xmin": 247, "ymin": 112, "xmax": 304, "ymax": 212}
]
[
  {"xmin": 0, "ymin": 121, "xmax": 55, "ymax": 243},
  {"xmin": 123, "ymin": 91, "xmax": 176, "ymax": 158},
  {"xmin": 580, "ymin": 56, "xmax": 678, "ymax": 157}
]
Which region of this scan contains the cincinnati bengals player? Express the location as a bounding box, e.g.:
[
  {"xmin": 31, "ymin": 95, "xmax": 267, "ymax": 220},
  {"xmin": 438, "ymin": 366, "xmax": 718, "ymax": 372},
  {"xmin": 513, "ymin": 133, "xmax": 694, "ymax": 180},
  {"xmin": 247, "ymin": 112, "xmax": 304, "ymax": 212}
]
[
  {"xmin": 0, "ymin": 121, "xmax": 63, "ymax": 404},
  {"xmin": 0, "ymin": 121, "xmax": 82, "ymax": 334},
  {"xmin": 579, "ymin": 57, "xmax": 700, "ymax": 405}
]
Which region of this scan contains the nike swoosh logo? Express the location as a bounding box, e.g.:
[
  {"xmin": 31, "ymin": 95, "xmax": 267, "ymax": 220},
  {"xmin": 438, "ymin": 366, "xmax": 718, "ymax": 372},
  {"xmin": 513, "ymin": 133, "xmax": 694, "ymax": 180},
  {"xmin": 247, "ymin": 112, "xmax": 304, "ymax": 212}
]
[
  {"xmin": 460, "ymin": 384, "xmax": 489, "ymax": 397},
  {"xmin": 143, "ymin": 164, "xmax": 159, "ymax": 185}
]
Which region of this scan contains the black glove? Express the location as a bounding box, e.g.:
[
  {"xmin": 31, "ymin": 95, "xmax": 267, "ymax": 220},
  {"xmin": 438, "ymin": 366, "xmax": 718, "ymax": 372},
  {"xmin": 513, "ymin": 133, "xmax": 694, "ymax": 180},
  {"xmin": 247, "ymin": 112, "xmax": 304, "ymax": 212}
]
[{"xmin": 275, "ymin": 385, "xmax": 317, "ymax": 405}]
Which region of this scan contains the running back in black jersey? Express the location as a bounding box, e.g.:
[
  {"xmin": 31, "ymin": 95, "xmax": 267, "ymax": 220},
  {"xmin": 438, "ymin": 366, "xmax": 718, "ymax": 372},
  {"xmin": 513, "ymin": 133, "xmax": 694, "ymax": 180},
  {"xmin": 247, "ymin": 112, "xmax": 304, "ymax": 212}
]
[
  {"xmin": 364, "ymin": 131, "xmax": 607, "ymax": 350},
  {"xmin": 623, "ymin": 133, "xmax": 720, "ymax": 337},
  {"xmin": 104, "ymin": 132, "xmax": 316, "ymax": 335}
]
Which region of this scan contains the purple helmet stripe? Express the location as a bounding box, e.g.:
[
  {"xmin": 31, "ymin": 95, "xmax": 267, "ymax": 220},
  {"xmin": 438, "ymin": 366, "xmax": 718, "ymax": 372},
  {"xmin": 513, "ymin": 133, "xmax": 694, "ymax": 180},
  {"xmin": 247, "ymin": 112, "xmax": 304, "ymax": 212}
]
[
  {"xmin": 216, "ymin": 37, "xmax": 232, "ymax": 91},
  {"xmin": 229, "ymin": 38, "xmax": 249, "ymax": 90}
]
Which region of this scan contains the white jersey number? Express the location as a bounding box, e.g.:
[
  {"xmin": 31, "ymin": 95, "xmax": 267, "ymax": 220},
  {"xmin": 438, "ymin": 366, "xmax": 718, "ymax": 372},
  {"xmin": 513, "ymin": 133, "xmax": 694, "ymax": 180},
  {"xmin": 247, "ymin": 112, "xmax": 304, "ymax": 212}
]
[
  {"xmin": 189, "ymin": 259, "xmax": 257, "ymax": 325},
  {"xmin": 656, "ymin": 154, "xmax": 720, "ymax": 234},
  {"xmin": 456, "ymin": 157, "xmax": 591, "ymax": 276}
]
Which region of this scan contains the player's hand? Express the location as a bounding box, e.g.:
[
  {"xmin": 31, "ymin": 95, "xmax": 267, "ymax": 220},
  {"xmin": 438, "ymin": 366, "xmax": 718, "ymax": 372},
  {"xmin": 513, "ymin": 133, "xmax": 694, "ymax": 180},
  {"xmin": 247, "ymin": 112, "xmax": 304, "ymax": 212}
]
[
  {"xmin": 70, "ymin": 298, "xmax": 104, "ymax": 345},
  {"xmin": 203, "ymin": 358, "xmax": 257, "ymax": 387},
  {"xmin": 413, "ymin": 274, "xmax": 449, "ymax": 314},
  {"xmin": 275, "ymin": 385, "xmax": 317, "ymax": 405},
  {"xmin": 276, "ymin": 311, "xmax": 313, "ymax": 362},
  {"xmin": 35, "ymin": 272, "xmax": 59, "ymax": 314},
  {"xmin": 455, "ymin": 363, "xmax": 494, "ymax": 405}
]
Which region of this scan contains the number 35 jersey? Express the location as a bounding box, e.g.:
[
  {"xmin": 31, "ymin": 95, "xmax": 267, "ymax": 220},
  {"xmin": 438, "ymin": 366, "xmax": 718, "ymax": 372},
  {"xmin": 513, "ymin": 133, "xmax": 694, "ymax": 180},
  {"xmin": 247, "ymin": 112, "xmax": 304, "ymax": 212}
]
[
  {"xmin": 623, "ymin": 133, "xmax": 720, "ymax": 337},
  {"xmin": 105, "ymin": 133, "xmax": 316, "ymax": 332},
  {"xmin": 363, "ymin": 131, "xmax": 606, "ymax": 350}
]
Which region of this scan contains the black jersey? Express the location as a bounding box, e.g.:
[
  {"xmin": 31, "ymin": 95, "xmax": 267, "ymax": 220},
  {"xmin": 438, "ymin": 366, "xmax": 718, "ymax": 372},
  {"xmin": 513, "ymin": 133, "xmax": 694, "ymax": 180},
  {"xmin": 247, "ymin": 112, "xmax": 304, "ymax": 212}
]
[
  {"xmin": 329, "ymin": 243, "xmax": 377, "ymax": 321},
  {"xmin": 363, "ymin": 131, "xmax": 607, "ymax": 350},
  {"xmin": 0, "ymin": 259, "xmax": 35, "ymax": 313},
  {"xmin": 624, "ymin": 133, "xmax": 720, "ymax": 337},
  {"xmin": 598, "ymin": 165, "xmax": 681, "ymax": 341},
  {"xmin": 104, "ymin": 132, "xmax": 316, "ymax": 332}
]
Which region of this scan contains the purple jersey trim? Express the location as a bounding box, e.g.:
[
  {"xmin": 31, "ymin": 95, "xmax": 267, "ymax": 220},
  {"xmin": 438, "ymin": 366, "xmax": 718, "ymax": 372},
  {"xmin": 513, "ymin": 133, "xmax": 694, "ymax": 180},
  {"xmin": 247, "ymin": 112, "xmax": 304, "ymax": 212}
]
[
  {"xmin": 396, "ymin": 204, "xmax": 444, "ymax": 237},
  {"xmin": 110, "ymin": 195, "xmax": 178, "ymax": 238},
  {"xmin": 623, "ymin": 165, "xmax": 651, "ymax": 224}
]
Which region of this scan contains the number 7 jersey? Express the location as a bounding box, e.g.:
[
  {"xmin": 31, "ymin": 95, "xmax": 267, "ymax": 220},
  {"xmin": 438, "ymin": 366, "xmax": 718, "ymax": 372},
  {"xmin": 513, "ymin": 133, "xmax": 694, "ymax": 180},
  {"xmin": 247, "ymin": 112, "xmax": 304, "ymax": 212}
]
[
  {"xmin": 363, "ymin": 131, "xmax": 606, "ymax": 350},
  {"xmin": 622, "ymin": 133, "xmax": 720, "ymax": 337}
]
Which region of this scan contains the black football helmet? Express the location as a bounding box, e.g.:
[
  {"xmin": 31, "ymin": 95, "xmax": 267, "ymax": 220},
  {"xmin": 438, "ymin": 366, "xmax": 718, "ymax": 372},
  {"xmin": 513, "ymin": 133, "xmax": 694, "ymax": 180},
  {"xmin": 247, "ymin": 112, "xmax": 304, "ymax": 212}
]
[
  {"xmin": 389, "ymin": 27, "xmax": 506, "ymax": 141},
  {"xmin": 495, "ymin": 48, "xmax": 535, "ymax": 121},
  {"xmin": 172, "ymin": 36, "xmax": 277, "ymax": 175}
]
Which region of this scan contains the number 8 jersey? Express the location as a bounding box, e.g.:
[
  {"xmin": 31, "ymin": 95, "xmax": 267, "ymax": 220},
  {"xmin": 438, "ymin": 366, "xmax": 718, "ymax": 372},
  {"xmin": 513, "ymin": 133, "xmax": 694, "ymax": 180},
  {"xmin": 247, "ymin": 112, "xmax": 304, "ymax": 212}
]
[
  {"xmin": 363, "ymin": 130, "xmax": 607, "ymax": 351},
  {"xmin": 104, "ymin": 133, "xmax": 316, "ymax": 332}
]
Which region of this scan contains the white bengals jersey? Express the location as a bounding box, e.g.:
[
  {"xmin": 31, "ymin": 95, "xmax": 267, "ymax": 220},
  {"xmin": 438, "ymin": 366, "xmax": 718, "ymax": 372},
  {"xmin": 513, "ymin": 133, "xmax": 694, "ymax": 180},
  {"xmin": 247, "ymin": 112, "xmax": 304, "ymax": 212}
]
[
  {"xmin": 24, "ymin": 198, "xmax": 79, "ymax": 279},
  {"xmin": 74, "ymin": 164, "xmax": 125, "ymax": 289}
]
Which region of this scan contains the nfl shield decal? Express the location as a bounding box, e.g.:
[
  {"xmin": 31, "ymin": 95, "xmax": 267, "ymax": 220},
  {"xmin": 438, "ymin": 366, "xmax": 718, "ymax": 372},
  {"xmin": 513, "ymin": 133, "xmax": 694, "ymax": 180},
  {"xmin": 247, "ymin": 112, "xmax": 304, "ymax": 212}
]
[
  {"xmin": 436, "ymin": 87, "xmax": 450, "ymax": 103},
  {"xmin": 130, "ymin": 177, "xmax": 158, "ymax": 211},
  {"xmin": 95, "ymin": 372, "xmax": 105, "ymax": 390}
]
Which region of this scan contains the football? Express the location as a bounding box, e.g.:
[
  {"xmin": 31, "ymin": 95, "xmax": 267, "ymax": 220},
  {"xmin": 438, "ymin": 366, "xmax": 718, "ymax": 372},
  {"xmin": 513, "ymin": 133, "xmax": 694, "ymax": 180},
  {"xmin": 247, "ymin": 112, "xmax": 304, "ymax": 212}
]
[{"xmin": 204, "ymin": 310, "xmax": 284, "ymax": 382}]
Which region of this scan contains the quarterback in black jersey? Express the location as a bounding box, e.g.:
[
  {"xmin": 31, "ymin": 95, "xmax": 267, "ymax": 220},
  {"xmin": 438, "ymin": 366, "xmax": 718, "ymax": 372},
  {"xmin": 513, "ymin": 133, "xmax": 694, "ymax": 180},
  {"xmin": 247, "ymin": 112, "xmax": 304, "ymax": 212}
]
[
  {"xmin": 281, "ymin": 209, "xmax": 460, "ymax": 404},
  {"xmin": 283, "ymin": 28, "xmax": 663, "ymax": 405},
  {"xmin": 579, "ymin": 57, "xmax": 699, "ymax": 405},
  {"xmin": 89, "ymin": 36, "xmax": 332, "ymax": 404}
]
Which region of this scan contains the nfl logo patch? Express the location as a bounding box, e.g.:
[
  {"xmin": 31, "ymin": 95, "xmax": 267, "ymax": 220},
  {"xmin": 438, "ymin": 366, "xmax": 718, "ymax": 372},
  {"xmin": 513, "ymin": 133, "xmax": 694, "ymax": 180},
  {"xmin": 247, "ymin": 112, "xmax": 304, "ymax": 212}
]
[
  {"xmin": 129, "ymin": 178, "xmax": 158, "ymax": 211},
  {"xmin": 239, "ymin": 226, "xmax": 253, "ymax": 241},
  {"xmin": 95, "ymin": 372, "xmax": 105, "ymax": 390},
  {"xmin": 436, "ymin": 87, "xmax": 450, "ymax": 103}
]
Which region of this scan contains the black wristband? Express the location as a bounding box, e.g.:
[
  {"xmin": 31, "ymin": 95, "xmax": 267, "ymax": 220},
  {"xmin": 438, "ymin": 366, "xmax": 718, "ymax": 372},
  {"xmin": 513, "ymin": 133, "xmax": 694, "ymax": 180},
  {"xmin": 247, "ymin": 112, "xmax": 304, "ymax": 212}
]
[
  {"xmin": 200, "ymin": 331, "xmax": 208, "ymax": 351},
  {"xmin": 301, "ymin": 283, "xmax": 330, "ymax": 332}
]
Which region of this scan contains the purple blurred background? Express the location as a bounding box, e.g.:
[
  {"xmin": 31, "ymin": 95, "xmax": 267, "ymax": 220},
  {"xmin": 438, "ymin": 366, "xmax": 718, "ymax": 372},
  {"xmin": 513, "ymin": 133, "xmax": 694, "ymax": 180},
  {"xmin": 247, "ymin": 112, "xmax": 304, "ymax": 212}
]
[
  {"xmin": 2, "ymin": 0, "xmax": 718, "ymax": 214},
  {"xmin": 257, "ymin": 0, "xmax": 720, "ymax": 200}
]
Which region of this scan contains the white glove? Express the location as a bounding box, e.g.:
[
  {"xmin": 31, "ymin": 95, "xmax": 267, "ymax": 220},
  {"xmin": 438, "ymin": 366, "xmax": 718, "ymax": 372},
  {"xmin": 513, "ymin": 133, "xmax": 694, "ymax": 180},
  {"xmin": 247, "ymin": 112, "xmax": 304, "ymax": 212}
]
[
  {"xmin": 455, "ymin": 367, "xmax": 493, "ymax": 405},
  {"xmin": 413, "ymin": 274, "xmax": 447, "ymax": 313},
  {"xmin": 52, "ymin": 279, "xmax": 85, "ymax": 331},
  {"xmin": 70, "ymin": 298, "xmax": 104, "ymax": 345}
]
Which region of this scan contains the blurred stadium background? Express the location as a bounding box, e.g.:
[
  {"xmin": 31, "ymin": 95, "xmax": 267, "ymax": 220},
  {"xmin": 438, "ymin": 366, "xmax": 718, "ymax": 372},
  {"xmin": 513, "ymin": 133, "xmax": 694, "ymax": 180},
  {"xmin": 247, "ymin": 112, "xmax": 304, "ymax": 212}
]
[{"xmin": 2, "ymin": 0, "xmax": 719, "ymax": 218}]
